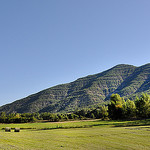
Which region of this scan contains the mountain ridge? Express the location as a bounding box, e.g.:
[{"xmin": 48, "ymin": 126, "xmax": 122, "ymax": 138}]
[{"xmin": 0, "ymin": 63, "xmax": 150, "ymax": 114}]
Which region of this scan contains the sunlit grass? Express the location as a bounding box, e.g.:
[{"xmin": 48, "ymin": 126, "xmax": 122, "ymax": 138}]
[{"xmin": 0, "ymin": 119, "xmax": 150, "ymax": 150}]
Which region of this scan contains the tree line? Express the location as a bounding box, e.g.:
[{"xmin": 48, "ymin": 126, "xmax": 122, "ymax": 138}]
[
  {"xmin": 0, "ymin": 93, "xmax": 150, "ymax": 123},
  {"xmin": 108, "ymin": 93, "xmax": 150, "ymax": 119}
]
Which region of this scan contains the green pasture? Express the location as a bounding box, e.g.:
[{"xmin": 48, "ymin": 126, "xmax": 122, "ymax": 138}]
[{"xmin": 0, "ymin": 119, "xmax": 150, "ymax": 150}]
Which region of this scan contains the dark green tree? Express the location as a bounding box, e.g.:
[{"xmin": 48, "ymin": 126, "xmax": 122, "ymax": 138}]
[
  {"xmin": 125, "ymin": 99, "xmax": 136, "ymax": 118},
  {"xmin": 135, "ymin": 93, "xmax": 150, "ymax": 118},
  {"xmin": 100, "ymin": 106, "xmax": 108, "ymax": 119}
]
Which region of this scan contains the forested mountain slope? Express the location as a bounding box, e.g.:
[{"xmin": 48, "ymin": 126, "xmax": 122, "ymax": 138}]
[{"xmin": 0, "ymin": 63, "xmax": 150, "ymax": 114}]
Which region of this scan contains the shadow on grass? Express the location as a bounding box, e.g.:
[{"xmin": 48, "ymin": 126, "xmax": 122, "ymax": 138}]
[
  {"xmin": 35, "ymin": 123, "xmax": 116, "ymax": 131},
  {"xmin": 113, "ymin": 119, "xmax": 150, "ymax": 127},
  {"xmin": 2, "ymin": 119, "xmax": 150, "ymax": 131}
]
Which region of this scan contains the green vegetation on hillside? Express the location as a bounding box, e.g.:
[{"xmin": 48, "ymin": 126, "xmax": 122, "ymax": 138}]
[
  {"xmin": 0, "ymin": 93, "xmax": 150, "ymax": 123},
  {"xmin": 0, "ymin": 63, "xmax": 150, "ymax": 114}
]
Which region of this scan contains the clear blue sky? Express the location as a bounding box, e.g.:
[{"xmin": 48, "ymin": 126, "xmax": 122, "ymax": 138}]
[{"xmin": 0, "ymin": 0, "xmax": 150, "ymax": 106}]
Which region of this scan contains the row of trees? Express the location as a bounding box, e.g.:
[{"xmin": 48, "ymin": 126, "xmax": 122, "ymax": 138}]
[
  {"xmin": 0, "ymin": 93, "xmax": 150, "ymax": 123},
  {"xmin": 72, "ymin": 93, "xmax": 150, "ymax": 120},
  {"xmin": 108, "ymin": 93, "xmax": 150, "ymax": 119},
  {"xmin": 0, "ymin": 112, "xmax": 82, "ymax": 123},
  {"xmin": 0, "ymin": 106, "xmax": 108, "ymax": 123},
  {"xmin": 74, "ymin": 106, "xmax": 108, "ymax": 119},
  {"xmin": 0, "ymin": 112, "xmax": 37, "ymax": 123}
]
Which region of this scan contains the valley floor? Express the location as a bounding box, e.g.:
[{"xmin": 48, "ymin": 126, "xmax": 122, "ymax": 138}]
[{"xmin": 0, "ymin": 120, "xmax": 150, "ymax": 150}]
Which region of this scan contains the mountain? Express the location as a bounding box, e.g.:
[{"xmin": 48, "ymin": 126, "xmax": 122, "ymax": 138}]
[{"xmin": 0, "ymin": 63, "xmax": 150, "ymax": 114}]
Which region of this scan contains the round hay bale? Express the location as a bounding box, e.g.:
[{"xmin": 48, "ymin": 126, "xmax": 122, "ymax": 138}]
[
  {"xmin": 5, "ymin": 127, "xmax": 11, "ymax": 132},
  {"xmin": 14, "ymin": 128, "xmax": 20, "ymax": 132}
]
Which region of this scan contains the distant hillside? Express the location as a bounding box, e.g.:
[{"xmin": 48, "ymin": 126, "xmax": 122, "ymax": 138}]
[{"xmin": 0, "ymin": 63, "xmax": 150, "ymax": 114}]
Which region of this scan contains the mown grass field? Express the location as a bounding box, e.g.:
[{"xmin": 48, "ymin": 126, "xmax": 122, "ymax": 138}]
[{"xmin": 0, "ymin": 119, "xmax": 150, "ymax": 150}]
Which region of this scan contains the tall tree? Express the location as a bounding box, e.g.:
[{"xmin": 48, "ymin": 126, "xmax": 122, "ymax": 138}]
[
  {"xmin": 135, "ymin": 93, "xmax": 150, "ymax": 118},
  {"xmin": 125, "ymin": 99, "xmax": 136, "ymax": 118},
  {"xmin": 108, "ymin": 94, "xmax": 126, "ymax": 119}
]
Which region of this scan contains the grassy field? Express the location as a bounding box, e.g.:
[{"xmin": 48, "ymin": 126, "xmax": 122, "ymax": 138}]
[{"xmin": 0, "ymin": 119, "xmax": 150, "ymax": 150}]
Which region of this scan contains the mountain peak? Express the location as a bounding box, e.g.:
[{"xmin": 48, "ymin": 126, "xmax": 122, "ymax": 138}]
[{"xmin": 113, "ymin": 64, "xmax": 136, "ymax": 68}]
